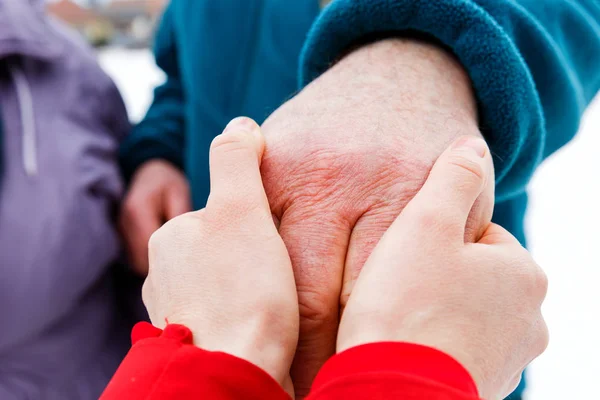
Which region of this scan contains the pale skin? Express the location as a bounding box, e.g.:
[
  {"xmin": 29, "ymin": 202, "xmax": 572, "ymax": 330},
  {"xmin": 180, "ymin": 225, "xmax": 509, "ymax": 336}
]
[
  {"xmin": 143, "ymin": 118, "xmax": 298, "ymax": 390},
  {"xmin": 143, "ymin": 118, "xmax": 548, "ymax": 400},
  {"xmin": 124, "ymin": 38, "xmax": 494, "ymax": 396}
]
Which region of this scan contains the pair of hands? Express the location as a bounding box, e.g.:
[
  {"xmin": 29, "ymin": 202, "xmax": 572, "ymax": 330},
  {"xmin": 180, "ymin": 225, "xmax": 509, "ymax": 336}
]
[
  {"xmin": 142, "ymin": 117, "xmax": 548, "ymax": 400},
  {"xmin": 122, "ymin": 39, "xmax": 547, "ymax": 399}
]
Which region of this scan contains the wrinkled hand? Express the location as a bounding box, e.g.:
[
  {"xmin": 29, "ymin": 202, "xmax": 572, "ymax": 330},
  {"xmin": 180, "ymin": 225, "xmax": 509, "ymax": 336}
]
[
  {"xmin": 339, "ymin": 136, "xmax": 548, "ymax": 399},
  {"xmin": 120, "ymin": 160, "xmax": 191, "ymax": 275},
  {"xmin": 142, "ymin": 118, "xmax": 298, "ymax": 387},
  {"xmin": 261, "ymin": 38, "xmax": 492, "ymax": 397}
]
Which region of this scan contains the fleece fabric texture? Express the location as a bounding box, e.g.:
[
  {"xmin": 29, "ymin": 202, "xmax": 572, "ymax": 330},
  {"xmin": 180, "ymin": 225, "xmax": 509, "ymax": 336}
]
[
  {"xmin": 301, "ymin": 0, "xmax": 600, "ymax": 201},
  {"xmin": 120, "ymin": 2, "xmax": 600, "ymax": 395}
]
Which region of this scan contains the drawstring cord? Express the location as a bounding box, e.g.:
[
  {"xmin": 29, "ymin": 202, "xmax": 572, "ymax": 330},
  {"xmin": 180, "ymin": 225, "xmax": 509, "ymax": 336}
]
[{"xmin": 8, "ymin": 64, "xmax": 38, "ymax": 177}]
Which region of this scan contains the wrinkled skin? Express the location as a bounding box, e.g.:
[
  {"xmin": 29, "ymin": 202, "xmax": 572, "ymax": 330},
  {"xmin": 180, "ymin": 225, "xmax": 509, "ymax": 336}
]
[{"xmin": 260, "ymin": 38, "xmax": 493, "ymax": 398}]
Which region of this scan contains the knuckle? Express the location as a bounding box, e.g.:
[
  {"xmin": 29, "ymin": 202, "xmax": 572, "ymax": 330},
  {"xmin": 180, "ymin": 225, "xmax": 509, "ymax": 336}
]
[
  {"xmin": 537, "ymin": 319, "xmax": 550, "ymax": 355},
  {"xmin": 515, "ymin": 257, "xmax": 548, "ymax": 303},
  {"xmin": 210, "ymin": 131, "xmax": 251, "ymax": 156},
  {"xmin": 147, "ymin": 212, "xmax": 203, "ymax": 257},
  {"xmin": 296, "ymin": 287, "xmax": 337, "ymax": 330},
  {"xmin": 525, "ymin": 262, "xmax": 549, "ymax": 300},
  {"xmin": 446, "ymin": 154, "xmax": 486, "ymax": 184},
  {"xmin": 166, "ymin": 212, "xmax": 201, "ymax": 233},
  {"xmin": 147, "ymin": 227, "xmax": 166, "ymax": 255},
  {"xmin": 534, "ymin": 266, "xmax": 549, "ymax": 299}
]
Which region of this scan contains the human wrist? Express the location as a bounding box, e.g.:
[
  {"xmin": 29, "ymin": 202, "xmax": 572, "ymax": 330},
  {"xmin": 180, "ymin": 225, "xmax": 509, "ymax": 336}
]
[
  {"xmin": 344, "ymin": 38, "xmax": 477, "ymax": 123},
  {"xmin": 303, "ymin": 38, "xmax": 482, "ymax": 162},
  {"xmin": 170, "ymin": 313, "xmax": 294, "ymax": 387}
]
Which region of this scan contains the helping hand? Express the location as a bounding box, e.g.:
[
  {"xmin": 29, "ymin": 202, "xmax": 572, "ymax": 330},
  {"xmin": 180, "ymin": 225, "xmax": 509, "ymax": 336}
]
[
  {"xmin": 142, "ymin": 118, "xmax": 299, "ymax": 388},
  {"xmin": 339, "ymin": 136, "xmax": 549, "ymax": 399}
]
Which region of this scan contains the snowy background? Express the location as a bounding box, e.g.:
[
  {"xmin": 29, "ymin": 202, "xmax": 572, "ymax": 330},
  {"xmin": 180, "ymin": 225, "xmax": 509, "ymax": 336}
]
[{"xmin": 98, "ymin": 47, "xmax": 600, "ymax": 400}]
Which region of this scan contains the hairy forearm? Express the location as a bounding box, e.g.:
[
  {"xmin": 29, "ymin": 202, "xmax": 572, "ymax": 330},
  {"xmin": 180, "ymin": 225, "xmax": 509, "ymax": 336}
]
[
  {"xmin": 346, "ymin": 38, "xmax": 477, "ymax": 119},
  {"xmin": 307, "ymin": 38, "xmax": 482, "ymax": 156}
]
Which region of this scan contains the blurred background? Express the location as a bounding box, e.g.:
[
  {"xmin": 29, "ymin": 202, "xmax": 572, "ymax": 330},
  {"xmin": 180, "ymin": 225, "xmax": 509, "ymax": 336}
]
[
  {"xmin": 49, "ymin": 1, "xmax": 600, "ymax": 399},
  {"xmin": 47, "ymin": 0, "xmax": 166, "ymax": 48}
]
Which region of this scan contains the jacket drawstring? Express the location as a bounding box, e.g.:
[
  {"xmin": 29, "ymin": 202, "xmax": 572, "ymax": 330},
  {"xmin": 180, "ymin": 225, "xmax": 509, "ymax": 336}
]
[{"xmin": 8, "ymin": 64, "xmax": 38, "ymax": 177}]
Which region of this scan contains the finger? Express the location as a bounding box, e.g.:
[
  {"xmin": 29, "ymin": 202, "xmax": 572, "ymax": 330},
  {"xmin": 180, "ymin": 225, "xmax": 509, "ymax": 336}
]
[
  {"xmin": 120, "ymin": 200, "xmax": 162, "ymax": 276},
  {"xmin": 163, "ymin": 182, "xmax": 192, "ymax": 220},
  {"xmin": 477, "ymin": 223, "xmax": 521, "ymax": 246},
  {"xmin": 463, "ymin": 189, "xmax": 494, "ymax": 243},
  {"xmin": 277, "ymin": 210, "xmax": 351, "ymax": 399},
  {"xmin": 342, "ymin": 204, "xmax": 405, "ymax": 310},
  {"xmin": 400, "ymin": 136, "xmax": 494, "ymax": 241},
  {"xmin": 207, "ymin": 117, "xmax": 269, "ymax": 213}
]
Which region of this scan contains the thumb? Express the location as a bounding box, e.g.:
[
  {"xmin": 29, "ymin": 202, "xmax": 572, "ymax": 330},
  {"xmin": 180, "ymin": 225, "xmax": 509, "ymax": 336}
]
[
  {"xmin": 400, "ymin": 136, "xmax": 494, "ymax": 242},
  {"xmin": 207, "ymin": 117, "xmax": 269, "ymax": 213},
  {"xmin": 477, "ymin": 222, "xmax": 521, "ymax": 246}
]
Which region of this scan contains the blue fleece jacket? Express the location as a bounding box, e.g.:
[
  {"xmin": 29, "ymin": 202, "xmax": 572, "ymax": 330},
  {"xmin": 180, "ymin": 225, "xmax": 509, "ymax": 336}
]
[
  {"xmin": 120, "ymin": 2, "xmax": 600, "ymax": 395},
  {"xmin": 121, "ymin": 0, "xmax": 600, "ymax": 239}
]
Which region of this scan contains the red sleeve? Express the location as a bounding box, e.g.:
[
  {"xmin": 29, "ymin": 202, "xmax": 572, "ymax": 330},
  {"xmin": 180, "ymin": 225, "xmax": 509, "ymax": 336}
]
[
  {"xmin": 101, "ymin": 323, "xmax": 480, "ymax": 400},
  {"xmin": 307, "ymin": 342, "xmax": 481, "ymax": 400},
  {"xmin": 100, "ymin": 323, "xmax": 290, "ymax": 400}
]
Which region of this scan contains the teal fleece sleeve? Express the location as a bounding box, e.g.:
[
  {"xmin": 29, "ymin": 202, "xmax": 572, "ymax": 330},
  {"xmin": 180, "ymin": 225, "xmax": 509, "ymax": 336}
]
[
  {"xmin": 119, "ymin": 4, "xmax": 186, "ymax": 181},
  {"xmin": 300, "ymin": 0, "xmax": 600, "ymax": 200}
]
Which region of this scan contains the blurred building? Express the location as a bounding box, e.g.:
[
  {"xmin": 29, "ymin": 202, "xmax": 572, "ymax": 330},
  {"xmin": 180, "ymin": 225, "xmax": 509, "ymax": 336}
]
[
  {"xmin": 47, "ymin": 0, "xmax": 168, "ymax": 47},
  {"xmin": 47, "ymin": 0, "xmax": 112, "ymax": 46},
  {"xmin": 101, "ymin": 0, "xmax": 167, "ymax": 47},
  {"xmin": 47, "ymin": 0, "xmax": 98, "ymax": 28}
]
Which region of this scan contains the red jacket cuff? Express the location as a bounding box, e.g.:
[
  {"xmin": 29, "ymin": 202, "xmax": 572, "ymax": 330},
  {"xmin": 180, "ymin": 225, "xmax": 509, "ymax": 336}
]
[
  {"xmin": 310, "ymin": 342, "xmax": 480, "ymax": 399},
  {"xmin": 101, "ymin": 322, "xmax": 290, "ymax": 400}
]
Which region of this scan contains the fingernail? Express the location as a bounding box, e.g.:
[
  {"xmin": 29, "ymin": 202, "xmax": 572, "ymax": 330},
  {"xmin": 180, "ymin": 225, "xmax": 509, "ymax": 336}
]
[
  {"xmin": 452, "ymin": 136, "xmax": 487, "ymax": 158},
  {"xmin": 224, "ymin": 117, "xmax": 259, "ymax": 135}
]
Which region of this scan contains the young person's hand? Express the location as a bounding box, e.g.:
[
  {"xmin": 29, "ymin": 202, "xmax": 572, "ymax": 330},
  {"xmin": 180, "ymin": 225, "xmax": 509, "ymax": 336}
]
[
  {"xmin": 120, "ymin": 160, "xmax": 191, "ymax": 275},
  {"xmin": 142, "ymin": 117, "xmax": 298, "ymax": 388},
  {"xmin": 338, "ymin": 137, "xmax": 549, "ymax": 400}
]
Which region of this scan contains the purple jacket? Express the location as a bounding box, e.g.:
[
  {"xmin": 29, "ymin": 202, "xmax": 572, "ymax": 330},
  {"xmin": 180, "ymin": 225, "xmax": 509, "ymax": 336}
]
[{"xmin": 0, "ymin": 1, "xmax": 131, "ymax": 398}]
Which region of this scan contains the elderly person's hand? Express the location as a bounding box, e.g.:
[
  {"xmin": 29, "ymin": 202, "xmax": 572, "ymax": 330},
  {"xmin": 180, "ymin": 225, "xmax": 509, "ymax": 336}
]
[
  {"xmin": 261, "ymin": 38, "xmax": 492, "ymax": 396},
  {"xmin": 142, "ymin": 117, "xmax": 298, "ymax": 390},
  {"xmin": 120, "ymin": 160, "xmax": 191, "ymax": 275},
  {"xmin": 339, "ymin": 136, "xmax": 548, "ymax": 400}
]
